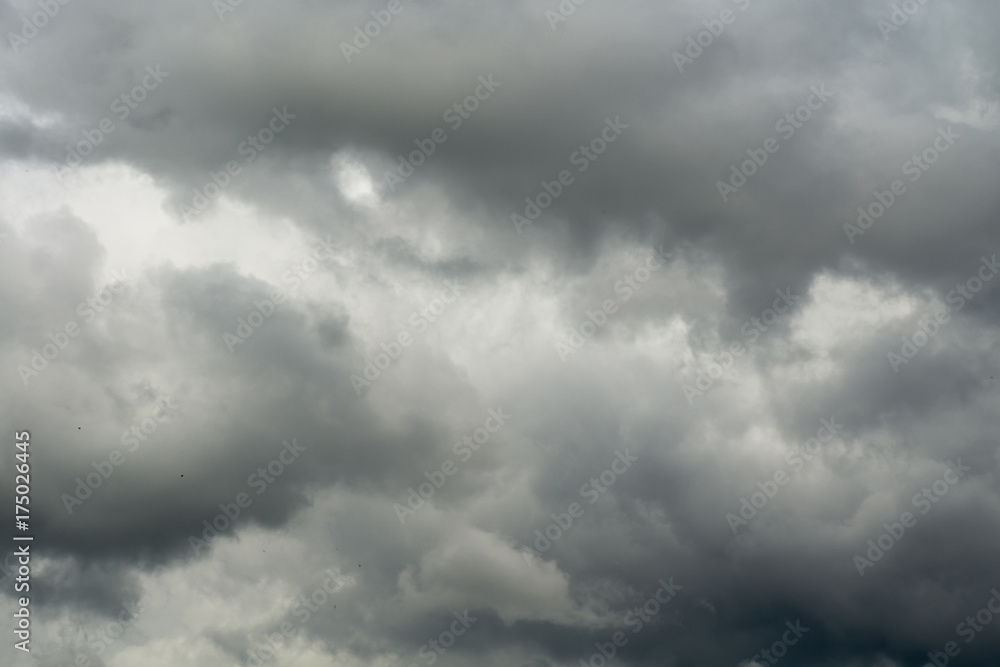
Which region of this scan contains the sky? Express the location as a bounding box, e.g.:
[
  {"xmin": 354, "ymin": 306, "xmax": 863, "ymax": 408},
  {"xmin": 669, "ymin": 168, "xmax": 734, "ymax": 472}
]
[{"xmin": 1, "ymin": 1, "xmax": 999, "ymax": 666}]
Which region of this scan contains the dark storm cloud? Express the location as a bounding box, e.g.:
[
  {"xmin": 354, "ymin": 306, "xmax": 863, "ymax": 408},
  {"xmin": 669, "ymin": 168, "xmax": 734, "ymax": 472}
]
[{"xmin": 1, "ymin": 1, "xmax": 999, "ymax": 666}]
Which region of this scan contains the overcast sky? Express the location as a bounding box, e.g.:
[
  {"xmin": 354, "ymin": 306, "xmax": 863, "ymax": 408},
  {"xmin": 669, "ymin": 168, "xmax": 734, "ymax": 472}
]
[{"xmin": 1, "ymin": 1, "xmax": 999, "ymax": 666}]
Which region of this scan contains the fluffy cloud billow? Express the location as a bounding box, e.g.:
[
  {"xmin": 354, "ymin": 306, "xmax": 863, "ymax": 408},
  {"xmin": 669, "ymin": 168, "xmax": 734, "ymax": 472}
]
[{"xmin": 1, "ymin": 1, "xmax": 999, "ymax": 666}]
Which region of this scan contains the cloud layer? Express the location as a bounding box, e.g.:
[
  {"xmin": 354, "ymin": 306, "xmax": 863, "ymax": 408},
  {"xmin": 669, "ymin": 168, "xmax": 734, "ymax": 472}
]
[{"xmin": 1, "ymin": 1, "xmax": 999, "ymax": 666}]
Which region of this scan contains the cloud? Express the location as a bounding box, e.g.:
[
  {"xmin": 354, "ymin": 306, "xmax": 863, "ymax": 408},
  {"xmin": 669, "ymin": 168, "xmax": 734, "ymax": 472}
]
[{"xmin": 1, "ymin": 1, "xmax": 999, "ymax": 665}]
